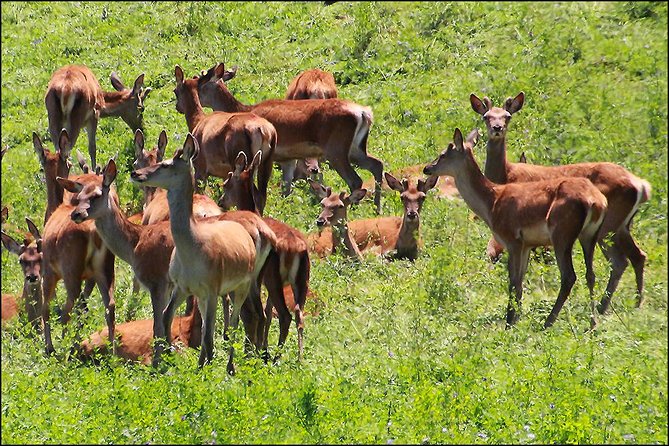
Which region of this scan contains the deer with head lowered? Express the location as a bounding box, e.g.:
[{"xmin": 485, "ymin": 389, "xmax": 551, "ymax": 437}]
[
  {"xmin": 219, "ymin": 151, "xmax": 310, "ymax": 359},
  {"xmin": 45, "ymin": 64, "xmax": 150, "ymax": 168},
  {"xmin": 173, "ymin": 65, "xmax": 276, "ymax": 215},
  {"xmin": 471, "ymin": 92, "xmax": 651, "ymax": 314},
  {"xmin": 131, "ymin": 134, "xmax": 266, "ymax": 373},
  {"xmin": 424, "ymin": 128, "xmax": 608, "ymax": 329},
  {"xmin": 308, "ymin": 173, "xmax": 437, "ymax": 261},
  {"xmin": 1, "ymin": 218, "xmax": 43, "ymax": 328},
  {"xmin": 196, "ymin": 62, "xmax": 385, "ymax": 214}
]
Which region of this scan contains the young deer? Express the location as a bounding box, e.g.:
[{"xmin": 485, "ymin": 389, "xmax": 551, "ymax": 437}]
[
  {"xmin": 219, "ymin": 151, "xmax": 310, "ymax": 359},
  {"xmin": 78, "ymin": 297, "xmax": 202, "ymax": 365},
  {"xmin": 196, "ymin": 62, "xmax": 385, "ymax": 214},
  {"xmin": 308, "ymin": 174, "xmax": 437, "ymax": 261},
  {"xmin": 471, "ymin": 92, "xmax": 651, "ymax": 313},
  {"xmin": 1, "ymin": 218, "xmax": 43, "ymax": 328},
  {"xmin": 130, "ymin": 134, "xmax": 259, "ymax": 373},
  {"xmin": 173, "ymin": 65, "xmax": 276, "ymax": 215},
  {"xmin": 280, "ymin": 68, "xmax": 337, "ymax": 195},
  {"xmin": 45, "ymin": 64, "xmax": 150, "ymax": 168},
  {"xmin": 424, "ymin": 128, "xmax": 608, "ymax": 329}
]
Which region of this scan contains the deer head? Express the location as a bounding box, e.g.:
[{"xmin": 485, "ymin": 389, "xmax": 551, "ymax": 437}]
[
  {"xmin": 309, "ymin": 180, "xmax": 366, "ymax": 228},
  {"xmin": 385, "ymin": 172, "xmax": 437, "ymax": 224},
  {"xmin": 470, "ymin": 92, "xmax": 524, "ymax": 140},
  {"xmin": 1, "ymin": 218, "xmax": 43, "ymax": 284}
]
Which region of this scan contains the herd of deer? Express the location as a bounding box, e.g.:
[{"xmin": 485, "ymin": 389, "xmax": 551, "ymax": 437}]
[{"xmin": 1, "ymin": 62, "xmax": 651, "ymax": 373}]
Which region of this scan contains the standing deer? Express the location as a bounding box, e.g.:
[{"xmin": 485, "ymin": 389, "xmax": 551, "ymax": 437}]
[
  {"xmin": 424, "ymin": 128, "xmax": 608, "ymax": 329},
  {"xmin": 1, "ymin": 218, "xmax": 43, "ymax": 328},
  {"xmin": 45, "ymin": 64, "xmax": 150, "ymax": 168},
  {"xmin": 130, "ymin": 134, "xmax": 259, "ymax": 373},
  {"xmin": 173, "ymin": 65, "xmax": 276, "ymax": 215},
  {"xmin": 33, "ymin": 131, "xmax": 73, "ymax": 224},
  {"xmin": 196, "ymin": 62, "xmax": 385, "ymax": 214},
  {"xmin": 471, "ymin": 92, "xmax": 651, "ymax": 313},
  {"xmin": 219, "ymin": 151, "xmax": 310, "ymax": 359}
]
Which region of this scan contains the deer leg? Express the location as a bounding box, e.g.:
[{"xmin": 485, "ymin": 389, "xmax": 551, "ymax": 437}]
[
  {"xmin": 199, "ymin": 294, "xmax": 218, "ymax": 368},
  {"xmin": 255, "ymin": 157, "xmax": 273, "ymax": 215},
  {"xmin": 328, "ymin": 156, "xmax": 364, "ymax": 199},
  {"xmin": 41, "ymin": 272, "xmax": 58, "ymax": 355},
  {"xmin": 579, "ymin": 232, "xmax": 599, "ymax": 331},
  {"xmin": 349, "ymin": 151, "xmax": 384, "ymax": 214},
  {"xmin": 156, "ymin": 286, "xmax": 188, "ymax": 366},
  {"xmin": 613, "ymin": 229, "xmax": 647, "ymax": 308},
  {"xmin": 23, "ymin": 282, "xmax": 42, "ymax": 332},
  {"xmin": 544, "ymin": 239, "xmax": 577, "ymax": 329},
  {"xmin": 227, "ymin": 283, "xmax": 252, "ymax": 375},
  {"xmin": 95, "ymin": 261, "xmax": 116, "ymax": 356},
  {"xmin": 486, "ymin": 236, "xmax": 505, "ymax": 263},
  {"xmin": 85, "ymin": 118, "xmax": 98, "ymax": 169},
  {"xmin": 45, "ymin": 90, "xmax": 64, "ymax": 152},
  {"xmin": 279, "ymin": 160, "xmax": 297, "ymax": 197},
  {"xmin": 292, "ymin": 253, "xmax": 310, "ymax": 361},
  {"xmin": 505, "ymin": 245, "xmax": 530, "ymax": 328},
  {"xmin": 597, "ymin": 239, "xmax": 628, "ymax": 314},
  {"xmin": 79, "ymin": 278, "xmax": 95, "ymax": 314},
  {"xmin": 60, "ymin": 276, "xmax": 83, "ymax": 351}
]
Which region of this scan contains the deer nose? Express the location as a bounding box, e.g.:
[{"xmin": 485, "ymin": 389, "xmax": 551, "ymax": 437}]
[
  {"xmin": 407, "ymin": 211, "xmax": 418, "ymax": 220},
  {"xmin": 71, "ymin": 209, "xmax": 87, "ymax": 223},
  {"xmin": 27, "ymin": 274, "xmax": 38, "ymax": 283},
  {"xmin": 492, "ymin": 125, "xmax": 504, "ymax": 133},
  {"xmin": 308, "ymin": 166, "xmax": 320, "ymax": 174},
  {"xmin": 316, "ymin": 218, "xmax": 326, "ymax": 227}
]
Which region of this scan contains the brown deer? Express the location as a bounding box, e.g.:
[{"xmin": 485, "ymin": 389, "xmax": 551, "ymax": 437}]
[
  {"xmin": 173, "ymin": 65, "xmax": 276, "ymax": 215},
  {"xmin": 1, "ymin": 218, "xmax": 43, "ymax": 328},
  {"xmin": 471, "ymin": 92, "xmax": 651, "ymax": 313},
  {"xmin": 130, "ymin": 134, "xmax": 260, "ymax": 373},
  {"xmin": 78, "ymin": 297, "xmax": 202, "ymax": 365},
  {"xmin": 424, "ymin": 128, "xmax": 608, "ymax": 329},
  {"xmin": 219, "ymin": 151, "xmax": 310, "ymax": 359},
  {"xmin": 363, "ymin": 164, "xmax": 459, "ymax": 200},
  {"xmin": 280, "ymin": 68, "xmax": 338, "ymax": 195},
  {"xmin": 308, "ymin": 173, "xmax": 437, "ymax": 261},
  {"xmin": 45, "ymin": 65, "xmax": 150, "ymax": 168},
  {"xmin": 33, "ymin": 131, "xmax": 73, "ymax": 224},
  {"xmin": 196, "ymin": 62, "xmax": 385, "ymax": 214}
]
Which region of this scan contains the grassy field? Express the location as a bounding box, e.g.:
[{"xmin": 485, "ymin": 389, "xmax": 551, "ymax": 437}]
[{"xmin": 1, "ymin": 2, "xmax": 667, "ymax": 444}]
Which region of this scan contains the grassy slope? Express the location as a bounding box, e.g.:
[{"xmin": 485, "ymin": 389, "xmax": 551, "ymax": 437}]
[{"xmin": 1, "ymin": 2, "xmax": 667, "ymax": 444}]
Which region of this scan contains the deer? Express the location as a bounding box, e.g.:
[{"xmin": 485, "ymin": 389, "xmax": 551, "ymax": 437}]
[
  {"xmin": 471, "ymin": 92, "xmax": 651, "ymax": 314},
  {"xmin": 424, "ymin": 128, "xmax": 608, "ymax": 329},
  {"xmin": 219, "ymin": 151, "xmax": 310, "ymax": 359},
  {"xmin": 78, "ymin": 296, "xmax": 202, "ymax": 365},
  {"xmin": 173, "ymin": 65, "xmax": 277, "ymax": 215},
  {"xmin": 308, "ymin": 173, "xmax": 437, "ymax": 261},
  {"xmin": 362, "ymin": 164, "xmax": 459, "ymax": 200},
  {"xmin": 1, "ymin": 218, "xmax": 43, "ymax": 328},
  {"xmin": 45, "ymin": 64, "xmax": 151, "ymax": 168},
  {"xmin": 130, "ymin": 134, "xmax": 262, "ymax": 373},
  {"xmin": 279, "ymin": 68, "xmax": 338, "ymax": 195},
  {"xmin": 195, "ymin": 62, "xmax": 385, "ymax": 214},
  {"xmin": 33, "ymin": 131, "xmax": 73, "ymax": 225}
]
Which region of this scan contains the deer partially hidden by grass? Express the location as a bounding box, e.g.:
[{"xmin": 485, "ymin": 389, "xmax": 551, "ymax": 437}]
[
  {"xmin": 424, "ymin": 128, "xmax": 608, "ymax": 330},
  {"xmin": 308, "ymin": 173, "xmax": 437, "ymax": 261}
]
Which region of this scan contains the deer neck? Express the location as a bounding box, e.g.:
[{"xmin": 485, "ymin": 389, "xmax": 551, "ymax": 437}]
[
  {"xmin": 451, "ymin": 153, "xmax": 497, "ymax": 228},
  {"xmin": 209, "ymin": 82, "xmax": 251, "ymax": 113},
  {"xmin": 331, "ymin": 219, "xmax": 362, "ymax": 259},
  {"xmin": 93, "ymin": 193, "xmax": 142, "ymax": 263},
  {"xmin": 484, "ymin": 136, "xmax": 509, "ymax": 184},
  {"xmin": 22, "ymin": 279, "xmax": 42, "ymax": 309},
  {"xmin": 99, "ymin": 91, "xmax": 127, "ymax": 118},
  {"xmin": 45, "ymin": 183, "xmax": 64, "ymax": 223},
  {"xmin": 395, "ymin": 217, "xmax": 419, "ymax": 260},
  {"xmin": 182, "ymin": 87, "xmax": 206, "ymax": 132},
  {"xmin": 164, "ymin": 177, "xmax": 198, "ymax": 256}
]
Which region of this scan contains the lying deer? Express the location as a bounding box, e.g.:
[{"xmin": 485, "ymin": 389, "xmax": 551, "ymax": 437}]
[
  {"xmin": 196, "ymin": 62, "xmax": 385, "ymax": 214},
  {"xmin": 45, "ymin": 64, "xmax": 150, "ymax": 168},
  {"xmin": 219, "ymin": 151, "xmax": 310, "ymax": 359},
  {"xmin": 173, "ymin": 65, "xmax": 276, "ymax": 215},
  {"xmin": 424, "ymin": 128, "xmax": 608, "ymax": 329},
  {"xmin": 471, "ymin": 92, "xmax": 651, "ymax": 313},
  {"xmin": 1, "ymin": 218, "xmax": 43, "ymax": 328}
]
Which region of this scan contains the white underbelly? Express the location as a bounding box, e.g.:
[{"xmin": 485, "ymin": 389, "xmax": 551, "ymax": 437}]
[{"xmin": 518, "ymin": 222, "xmax": 551, "ymax": 246}]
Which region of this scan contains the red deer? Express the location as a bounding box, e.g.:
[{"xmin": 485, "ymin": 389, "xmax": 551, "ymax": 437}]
[
  {"xmin": 424, "ymin": 128, "xmax": 608, "ymax": 329},
  {"xmin": 219, "ymin": 151, "xmax": 310, "ymax": 359},
  {"xmin": 33, "ymin": 131, "xmax": 73, "ymax": 224},
  {"xmin": 1, "ymin": 218, "xmax": 43, "ymax": 327},
  {"xmin": 173, "ymin": 65, "xmax": 276, "ymax": 215},
  {"xmin": 196, "ymin": 62, "xmax": 385, "ymax": 214},
  {"xmin": 78, "ymin": 297, "xmax": 202, "ymax": 365},
  {"xmin": 471, "ymin": 92, "xmax": 651, "ymax": 313},
  {"xmin": 131, "ymin": 134, "xmax": 263, "ymax": 373},
  {"xmin": 363, "ymin": 164, "xmax": 459, "ymax": 200}
]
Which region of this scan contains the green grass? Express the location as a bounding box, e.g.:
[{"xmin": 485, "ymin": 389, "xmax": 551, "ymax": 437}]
[{"xmin": 1, "ymin": 2, "xmax": 667, "ymax": 444}]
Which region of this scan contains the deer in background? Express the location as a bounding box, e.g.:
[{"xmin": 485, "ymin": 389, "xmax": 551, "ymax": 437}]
[
  {"xmin": 362, "ymin": 164, "xmax": 459, "ymax": 200},
  {"xmin": 219, "ymin": 151, "xmax": 310, "ymax": 359},
  {"xmin": 131, "ymin": 134, "xmax": 260, "ymax": 373},
  {"xmin": 33, "ymin": 131, "xmax": 73, "ymax": 224},
  {"xmin": 279, "ymin": 68, "xmax": 338, "ymax": 195},
  {"xmin": 196, "ymin": 62, "xmax": 385, "ymax": 214},
  {"xmin": 173, "ymin": 65, "xmax": 276, "ymax": 215},
  {"xmin": 45, "ymin": 64, "xmax": 150, "ymax": 168},
  {"xmin": 471, "ymin": 92, "xmax": 651, "ymax": 314},
  {"xmin": 1, "ymin": 218, "xmax": 43, "ymax": 328},
  {"xmin": 424, "ymin": 128, "xmax": 608, "ymax": 329},
  {"xmin": 308, "ymin": 173, "xmax": 437, "ymax": 261}
]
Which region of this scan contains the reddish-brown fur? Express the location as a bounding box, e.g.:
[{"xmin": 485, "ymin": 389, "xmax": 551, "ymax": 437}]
[
  {"xmin": 196, "ymin": 62, "xmax": 385, "ymax": 214},
  {"xmin": 2, "ymin": 294, "xmax": 20, "ymax": 324}
]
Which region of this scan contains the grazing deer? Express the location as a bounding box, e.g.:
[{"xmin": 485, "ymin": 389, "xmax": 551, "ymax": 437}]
[
  {"xmin": 471, "ymin": 92, "xmax": 651, "ymax": 313},
  {"xmin": 196, "ymin": 62, "xmax": 385, "ymax": 214},
  {"xmin": 173, "ymin": 65, "xmax": 276, "ymax": 215},
  {"xmin": 132, "ymin": 129, "xmax": 222, "ymax": 225},
  {"xmin": 78, "ymin": 297, "xmax": 202, "ymax": 365},
  {"xmin": 424, "ymin": 128, "xmax": 608, "ymax": 329},
  {"xmin": 279, "ymin": 68, "xmax": 338, "ymax": 195},
  {"xmin": 45, "ymin": 64, "xmax": 150, "ymax": 168},
  {"xmin": 130, "ymin": 134, "xmax": 259, "ymax": 373},
  {"xmin": 308, "ymin": 173, "xmax": 437, "ymax": 261},
  {"xmin": 363, "ymin": 164, "xmax": 459, "ymax": 200},
  {"xmin": 1, "ymin": 218, "xmax": 43, "ymax": 328},
  {"xmin": 219, "ymin": 151, "xmax": 310, "ymax": 359}
]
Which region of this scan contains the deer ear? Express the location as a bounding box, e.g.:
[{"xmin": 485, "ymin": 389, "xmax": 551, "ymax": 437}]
[
  {"xmin": 56, "ymin": 177, "xmax": 83, "ymax": 194},
  {"xmin": 347, "ymin": 188, "xmax": 367, "ymax": 205},
  {"xmin": 103, "ymin": 159, "xmax": 117, "ymax": 188},
  {"xmin": 131, "ymin": 74, "xmax": 145, "ymax": 96},
  {"xmin": 33, "ymin": 132, "xmax": 48, "ymax": 167},
  {"xmin": 157, "ymin": 130, "xmax": 167, "ymax": 161},
  {"xmin": 223, "ymin": 65, "xmax": 238, "ymax": 81},
  {"xmin": 519, "ymin": 151, "xmax": 527, "ymax": 163},
  {"xmin": 453, "ymin": 128, "xmax": 465, "ymax": 151},
  {"xmin": 1, "ymin": 231, "xmax": 22, "ymax": 256},
  {"xmin": 234, "ymin": 151, "xmax": 247, "ymax": 174},
  {"xmin": 470, "ymin": 93, "xmax": 488, "ymax": 116},
  {"xmin": 504, "ymin": 91, "xmax": 525, "ymax": 114},
  {"xmin": 1, "ymin": 206, "xmax": 8, "ymax": 223},
  {"xmin": 25, "ymin": 217, "xmax": 41, "ymax": 242},
  {"xmin": 134, "ymin": 129, "xmax": 145, "ymax": 157},
  {"xmin": 420, "ymin": 175, "xmax": 439, "ymax": 193},
  {"xmin": 465, "ymin": 128, "xmax": 480, "ymax": 148},
  {"xmin": 384, "ymin": 172, "xmax": 404, "ymax": 192},
  {"xmin": 250, "ymin": 150, "xmax": 262, "ymax": 172},
  {"xmin": 175, "ymin": 65, "xmax": 185, "ymax": 85},
  {"xmin": 308, "ymin": 180, "xmax": 329, "ymax": 199},
  {"xmin": 76, "ymin": 150, "xmax": 89, "ymax": 173},
  {"xmin": 110, "ymin": 72, "xmax": 125, "ymax": 91},
  {"xmin": 222, "ymin": 171, "xmax": 234, "ymax": 187},
  {"xmin": 183, "ymin": 134, "xmax": 199, "ymax": 161},
  {"xmin": 58, "ymin": 129, "xmax": 72, "ymax": 159}
]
